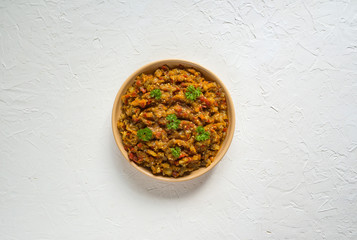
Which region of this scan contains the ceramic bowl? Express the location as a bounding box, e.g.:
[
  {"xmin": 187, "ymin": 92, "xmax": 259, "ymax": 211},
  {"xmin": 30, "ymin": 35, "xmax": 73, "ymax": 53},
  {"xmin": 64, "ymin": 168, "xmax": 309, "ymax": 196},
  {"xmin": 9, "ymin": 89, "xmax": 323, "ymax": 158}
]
[{"xmin": 112, "ymin": 59, "xmax": 235, "ymax": 182}]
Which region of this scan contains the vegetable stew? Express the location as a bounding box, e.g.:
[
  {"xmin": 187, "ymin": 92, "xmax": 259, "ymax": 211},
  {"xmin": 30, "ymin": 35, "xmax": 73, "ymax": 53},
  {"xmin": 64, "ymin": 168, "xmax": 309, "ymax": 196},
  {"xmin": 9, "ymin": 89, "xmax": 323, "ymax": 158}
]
[{"xmin": 117, "ymin": 65, "xmax": 229, "ymax": 178}]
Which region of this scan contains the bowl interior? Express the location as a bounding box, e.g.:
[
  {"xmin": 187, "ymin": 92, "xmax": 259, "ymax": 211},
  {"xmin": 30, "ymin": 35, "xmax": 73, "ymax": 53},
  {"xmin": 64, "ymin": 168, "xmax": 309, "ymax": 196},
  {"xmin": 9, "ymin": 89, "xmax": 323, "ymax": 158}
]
[{"xmin": 112, "ymin": 59, "xmax": 235, "ymax": 182}]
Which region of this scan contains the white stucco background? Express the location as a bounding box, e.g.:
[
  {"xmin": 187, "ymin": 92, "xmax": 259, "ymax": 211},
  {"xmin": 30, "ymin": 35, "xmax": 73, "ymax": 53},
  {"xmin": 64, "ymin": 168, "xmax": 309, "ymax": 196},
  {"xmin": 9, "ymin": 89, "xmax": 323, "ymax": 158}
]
[{"xmin": 1, "ymin": 0, "xmax": 357, "ymax": 239}]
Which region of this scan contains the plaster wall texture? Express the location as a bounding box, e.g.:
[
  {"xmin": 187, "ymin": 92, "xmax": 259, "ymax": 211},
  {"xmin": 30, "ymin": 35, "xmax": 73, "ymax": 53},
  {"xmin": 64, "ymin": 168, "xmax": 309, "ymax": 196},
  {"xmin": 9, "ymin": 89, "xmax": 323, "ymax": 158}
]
[{"xmin": 1, "ymin": 0, "xmax": 357, "ymax": 239}]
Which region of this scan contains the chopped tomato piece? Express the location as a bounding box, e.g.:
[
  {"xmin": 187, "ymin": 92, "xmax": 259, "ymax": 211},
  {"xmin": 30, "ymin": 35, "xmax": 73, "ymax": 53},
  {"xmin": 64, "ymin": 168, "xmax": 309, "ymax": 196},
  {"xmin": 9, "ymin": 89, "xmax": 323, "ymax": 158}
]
[
  {"xmin": 128, "ymin": 152, "xmax": 137, "ymax": 162},
  {"xmin": 140, "ymin": 87, "xmax": 146, "ymax": 93},
  {"xmin": 139, "ymin": 101, "xmax": 146, "ymax": 108},
  {"xmin": 199, "ymin": 96, "xmax": 212, "ymax": 106},
  {"xmin": 154, "ymin": 131, "xmax": 161, "ymax": 138}
]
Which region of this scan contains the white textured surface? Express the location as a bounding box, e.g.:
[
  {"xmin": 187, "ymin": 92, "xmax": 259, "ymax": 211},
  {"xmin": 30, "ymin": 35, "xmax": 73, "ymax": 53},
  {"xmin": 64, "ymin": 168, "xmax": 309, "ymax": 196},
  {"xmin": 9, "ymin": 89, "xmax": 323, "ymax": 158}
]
[{"xmin": 1, "ymin": 0, "xmax": 357, "ymax": 239}]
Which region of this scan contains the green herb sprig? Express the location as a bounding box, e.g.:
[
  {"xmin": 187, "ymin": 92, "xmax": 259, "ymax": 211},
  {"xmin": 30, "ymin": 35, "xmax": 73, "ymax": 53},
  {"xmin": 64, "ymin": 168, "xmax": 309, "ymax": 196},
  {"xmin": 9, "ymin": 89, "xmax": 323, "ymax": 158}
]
[
  {"xmin": 150, "ymin": 89, "xmax": 162, "ymax": 100},
  {"xmin": 137, "ymin": 127, "xmax": 153, "ymax": 141},
  {"xmin": 171, "ymin": 147, "xmax": 181, "ymax": 158},
  {"xmin": 185, "ymin": 85, "xmax": 201, "ymax": 101},
  {"xmin": 196, "ymin": 126, "xmax": 210, "ymax": 141},
  {"xmin": 166, "ymin": 114, "xmax": 181, "ymax": 130}
]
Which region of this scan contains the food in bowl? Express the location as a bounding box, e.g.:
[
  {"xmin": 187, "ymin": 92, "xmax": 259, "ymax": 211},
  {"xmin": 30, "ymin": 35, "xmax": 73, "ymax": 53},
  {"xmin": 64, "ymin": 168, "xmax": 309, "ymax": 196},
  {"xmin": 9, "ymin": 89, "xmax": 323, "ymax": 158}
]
[{"xmin": 117, "ymin": 65, "xmax": 229, "ymax": 178}]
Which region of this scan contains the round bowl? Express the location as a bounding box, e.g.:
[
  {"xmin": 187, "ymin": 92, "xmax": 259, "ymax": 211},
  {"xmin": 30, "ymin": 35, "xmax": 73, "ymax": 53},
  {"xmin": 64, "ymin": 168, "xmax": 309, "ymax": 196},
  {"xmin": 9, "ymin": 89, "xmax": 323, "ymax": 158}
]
[{"xmin": 112, "ymin": 59, "xmax": 235, "ymax": 182}]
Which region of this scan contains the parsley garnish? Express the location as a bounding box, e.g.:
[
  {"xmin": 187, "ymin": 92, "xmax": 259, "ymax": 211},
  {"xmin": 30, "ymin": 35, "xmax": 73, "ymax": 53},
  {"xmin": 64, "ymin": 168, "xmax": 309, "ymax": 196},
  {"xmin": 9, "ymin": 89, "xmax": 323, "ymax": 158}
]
[
  {"xmin": 166, "ymin": 114, "xmax": 181, "ymax": 130},
  {"xmin": 185, "ymin": 85, "xmax": 201, "ymax": 101},
  {"xmin": 196, "ymin": 126, "xmax": 210, "ymax": 141},
  {"xmin": 137, "ymin": 127, "xmax": 153, "ymax": 141},
  {"xmin": 150, "ymin": 89, "xmax": 162, "ymax": 100},
  {"xmin": 171, "ymin": 147, "xmax": 181, "ymax": 158}
]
